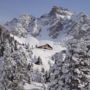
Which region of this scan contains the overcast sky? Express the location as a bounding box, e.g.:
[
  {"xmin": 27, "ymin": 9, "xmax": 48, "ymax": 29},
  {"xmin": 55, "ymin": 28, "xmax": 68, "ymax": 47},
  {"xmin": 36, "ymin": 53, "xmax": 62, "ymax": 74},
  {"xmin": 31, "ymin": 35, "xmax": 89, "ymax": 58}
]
[{"xmin": 0, "ymin": 0, "xmax": 90, "ymax": 24}]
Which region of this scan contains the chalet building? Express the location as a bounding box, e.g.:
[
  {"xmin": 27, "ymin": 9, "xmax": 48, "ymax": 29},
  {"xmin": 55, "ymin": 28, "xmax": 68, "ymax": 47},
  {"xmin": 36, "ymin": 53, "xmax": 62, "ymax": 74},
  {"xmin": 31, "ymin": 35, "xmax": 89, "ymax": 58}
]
[{"xmin": 37, "ymin": 44, "xmax": 53, "ymax": 50}]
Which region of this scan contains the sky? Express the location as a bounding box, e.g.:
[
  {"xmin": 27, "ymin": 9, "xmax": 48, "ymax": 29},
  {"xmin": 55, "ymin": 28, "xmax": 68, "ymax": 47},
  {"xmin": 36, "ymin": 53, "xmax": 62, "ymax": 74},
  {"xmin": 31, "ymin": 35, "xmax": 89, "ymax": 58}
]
[{"xmin": 0, "ymin": 0, "xmax": 90, "ymax": 24}]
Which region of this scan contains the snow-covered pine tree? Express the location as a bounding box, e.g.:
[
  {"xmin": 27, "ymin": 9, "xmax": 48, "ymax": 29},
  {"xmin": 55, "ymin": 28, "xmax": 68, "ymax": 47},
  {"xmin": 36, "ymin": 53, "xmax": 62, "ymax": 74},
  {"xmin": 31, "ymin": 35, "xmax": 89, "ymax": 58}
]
[
  {"xmin": 0, "ymin": 26, "xmax": 33, "ymax": 90},
  {"xmin": 48, "ymin": 39, "xmax": 90, "ymax": 90}
]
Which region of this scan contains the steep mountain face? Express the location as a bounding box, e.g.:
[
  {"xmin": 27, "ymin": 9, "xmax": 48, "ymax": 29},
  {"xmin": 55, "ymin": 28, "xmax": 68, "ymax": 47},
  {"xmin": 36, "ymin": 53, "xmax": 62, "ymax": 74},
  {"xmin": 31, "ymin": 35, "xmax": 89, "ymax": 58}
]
[
  {"xmin": 5, "ymin": 14, "xmax": 34, "ymax": 37},
  {"xmin": 0, "ymin": 6, "xmax": 90, "ymax": 90},
  {"xmin": 5, "ymin": 6, "xmax": 74, "ymax": 40},
  {"xmin": 5, "ymin": 6, "xmax": 90, "ymax": 42}
]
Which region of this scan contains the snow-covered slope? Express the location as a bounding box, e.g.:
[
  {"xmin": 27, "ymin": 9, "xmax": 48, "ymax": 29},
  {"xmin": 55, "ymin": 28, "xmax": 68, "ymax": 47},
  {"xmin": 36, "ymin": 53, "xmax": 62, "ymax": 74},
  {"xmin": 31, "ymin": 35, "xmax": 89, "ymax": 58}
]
[{"xmin": 32, "ymin": 41, "xmax": 66, "ymax": 71}]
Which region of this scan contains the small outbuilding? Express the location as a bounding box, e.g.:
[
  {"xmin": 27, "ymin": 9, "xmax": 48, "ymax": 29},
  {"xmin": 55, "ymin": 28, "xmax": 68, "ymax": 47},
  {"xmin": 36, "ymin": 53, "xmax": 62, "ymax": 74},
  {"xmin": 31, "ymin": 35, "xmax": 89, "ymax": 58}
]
[{"xmin": 37, "ymin": 44, "xmax": 53, "ymax": 50}]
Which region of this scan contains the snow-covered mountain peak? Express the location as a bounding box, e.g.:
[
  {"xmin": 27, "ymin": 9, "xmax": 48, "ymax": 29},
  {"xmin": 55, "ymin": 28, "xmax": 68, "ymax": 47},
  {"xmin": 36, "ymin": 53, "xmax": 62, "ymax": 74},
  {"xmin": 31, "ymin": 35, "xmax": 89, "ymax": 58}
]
[
  {"xmin": 18, "ymin": 14, "xmax": 34, "ymax": 23},
  {"xmin": 5, "ymin": 6, "xmax": 90, "ymax": 41},
  {"xmin": 49, "ymin": 6, "xmax": 74, "ymax": 19},
  {"xmin": 71, "ymin": 12, "xmax": 90, "ymax": 24}
]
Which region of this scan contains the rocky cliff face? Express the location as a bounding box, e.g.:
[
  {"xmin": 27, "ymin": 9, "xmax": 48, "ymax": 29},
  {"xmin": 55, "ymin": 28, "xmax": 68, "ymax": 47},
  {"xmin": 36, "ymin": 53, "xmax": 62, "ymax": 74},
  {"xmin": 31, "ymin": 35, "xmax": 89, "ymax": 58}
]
[
  {"xmin": 5, "ymin": 6, "xmax": 74, "ymax": 39},
  {"xmin": 5, "ymin": 6, "xmax": 90, "ymax": 42}
]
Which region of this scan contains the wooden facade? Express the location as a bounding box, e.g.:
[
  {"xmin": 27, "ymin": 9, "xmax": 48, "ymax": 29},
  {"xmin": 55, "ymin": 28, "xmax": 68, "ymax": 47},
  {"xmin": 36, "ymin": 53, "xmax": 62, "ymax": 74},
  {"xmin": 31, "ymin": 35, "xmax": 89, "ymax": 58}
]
[{"xmin": 37, "ymin": 44, "xmax": 53, "ymax": 50}]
